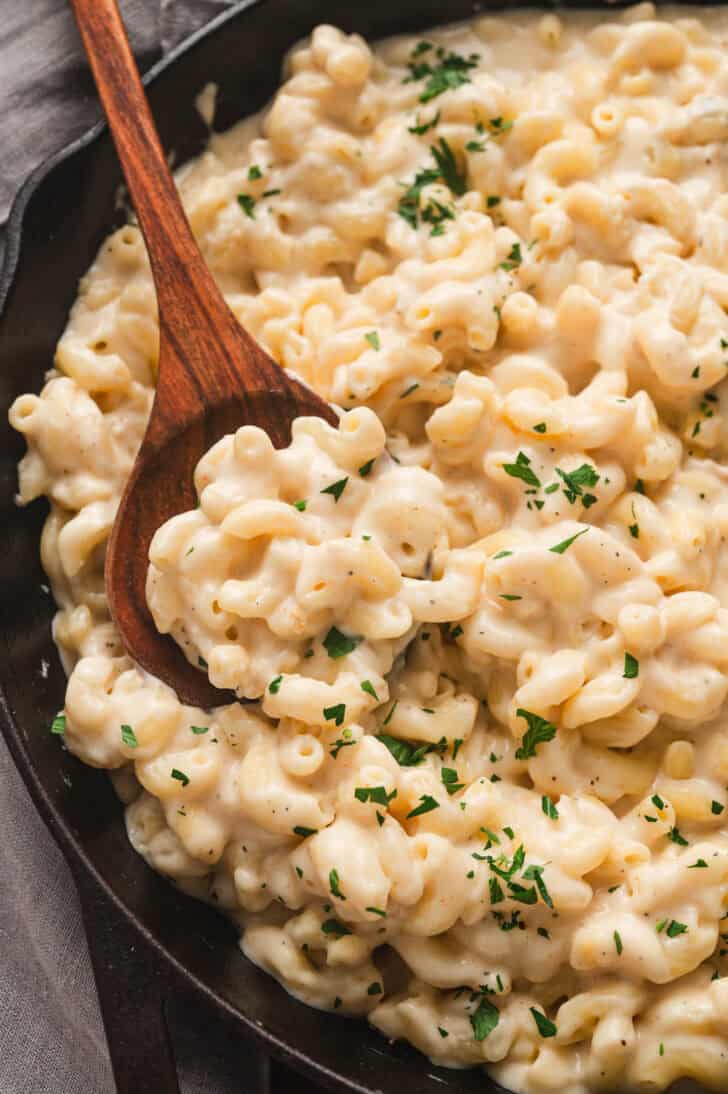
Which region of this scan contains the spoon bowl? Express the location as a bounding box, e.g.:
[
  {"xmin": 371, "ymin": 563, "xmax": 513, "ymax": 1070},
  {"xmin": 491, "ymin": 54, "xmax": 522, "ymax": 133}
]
[{"xmin": 70, "ymin": 0, "xmax": 336, "ymax": 708}]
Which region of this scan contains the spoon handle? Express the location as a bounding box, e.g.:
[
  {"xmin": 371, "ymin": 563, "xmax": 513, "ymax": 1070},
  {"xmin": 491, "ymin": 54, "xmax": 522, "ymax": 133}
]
[{"xmin": 68, "ymin": 0, "xmax": 223, "ymax": 324}]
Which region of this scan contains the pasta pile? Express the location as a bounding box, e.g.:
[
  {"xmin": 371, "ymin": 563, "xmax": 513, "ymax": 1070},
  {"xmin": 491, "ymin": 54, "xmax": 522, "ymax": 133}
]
[{"xmin": 10, "ymin": 7, "xmax": 728, "ymax": 1091}]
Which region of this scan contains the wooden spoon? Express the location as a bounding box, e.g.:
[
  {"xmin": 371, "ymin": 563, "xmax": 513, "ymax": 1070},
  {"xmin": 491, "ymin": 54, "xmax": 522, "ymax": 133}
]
[{"xmin": 69, "ymin": 0, "xmax": 337, "ymax": 707}]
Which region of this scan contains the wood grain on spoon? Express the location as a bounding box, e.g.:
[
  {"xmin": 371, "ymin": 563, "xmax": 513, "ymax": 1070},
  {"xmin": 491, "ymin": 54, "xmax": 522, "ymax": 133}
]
[{"xmin": 69, "ymin": 0, "xmax": 337, "ymax": 707}]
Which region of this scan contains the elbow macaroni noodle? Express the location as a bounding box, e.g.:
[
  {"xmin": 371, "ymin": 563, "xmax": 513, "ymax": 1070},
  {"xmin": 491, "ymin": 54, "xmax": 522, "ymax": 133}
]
[{"xmin": 10, "ymin": 7, "xmax": 728, "ymax": 1091}]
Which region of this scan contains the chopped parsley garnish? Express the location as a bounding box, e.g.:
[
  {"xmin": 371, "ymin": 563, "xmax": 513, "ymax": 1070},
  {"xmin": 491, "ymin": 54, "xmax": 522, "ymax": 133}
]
[
  {"xmin": 293, "ymin": 825, "xmax": 317, "ymax": 837},
  {"xmin": 406, "ymin": 45, "xmax": 479, "ymax": 103},
  {"xmin": 623, "ymin": 653, "xmax": 639, "ymax": 679},
  {"xmin": 365, "ymin": 331, "xmax": 381, "ymax": 351},
  {"xmin": 499, "ymin": 242, "xmax": 522, "ymax": 272},
  {"xmin": 361, "ymin": 680, "xmax": 379, "ymax": 700},
  {"xmin": 382, "ymin": 701, "xmax": 398, "ymax": 726},
  {"xmin": 542, "ymin": 795, "xmax": 559, "ymax": 820},
  {"xmin": 441, "ymin": 767, "xmax": 464, "ymax": 795},
  {"xmin": 358, "ymin": 458, "xmax": 375, "ymax": 477},
  {"xmin": 487, "ymin": 195, "xmax": 501, "ymax": 207},
  {"xmin": 502, "ymin": 450, "xmax": 540, "ymax": 488},
  {"xmin": 470, "ymin": 997, "xmax": 499, "ymax": 1041},
  {"xmin": 614, "ymin": 930, "xmax": 623, "ymax": 955},
  {"xmin": 50, "ymin": 714, "xmax": 66, "ymax": 736},
  {"xmin": 329, "ymin": 869, "xmax": 346, "ymax": 900},
  {"xmin": 248, "ymin": 165, "xmax": 262, "ymax": 180},
  {"xmin": 555, "ymin": 463, "xmax": 599, "ymax": 505},
  {"xmin": 321, "ymin": 918, "xmax": 351, "ymax": 937},
  {"xmin": 493, "ymin": 550, "xmax": 513, "ymax": 560},
  {"xmin": 500, "ymin": 594, "xmax": 522, "ymax": 601},
  {"xmin": 198, "ymin": 656, "xmax": 208, "ymax": 670},
  {"xmin": 367, "ymin": 982, "xmax": 382, "ymax": 995},
  {"xmin": 292, "ymin": 499, "xmax": 307, "ymax": 511},
  {"xmin": 515, "ymin": 709, "xmax": 557, "ymax": 760},
  {"xmin": 262, "ymin": 188, "xmax": 281, "ymax": 197},
  {"xmin": 431, "ymin": 138, "xmax": 467, "ymax": 195},
  {"xmin": 537, "ymin": 927, "xmax": 550, "ymax": 939},
  {"xmin": 323, "ymin": 703, "xmax": 346, "ymax": 727},
  {"xmin": 406, "ymin": 794, "xmax": 440, "ymax": 819},
  {"xmin": 712, "ymin": 800, "xmax": 724, "ymax": 815},
  {"xmin": 190, "ymin": 725, "xmax": 209, "ymax": 735},
  {"xmin": 377, "ymin": 733, "xmax": 430, "ymax": 766},
  {"xmin": 323, "ymin": 627, "xmax": 361, "ymax": 660},
  {"xmin": 522, "ymin": 864, "xmax": 553, "ymax": 908},
  {"xmin": 668, "ymin": 826, "xmax": 688, "ymax": 846},
  {"xmin": 171, "ymin": 769, "xmax": 189, "ymax": 787},
  {"xmin": 401, "ymin": 382, "xmax": 420, "ymax": 399},
  {"xmin": 651, "ymin": 794, "xmax": 665, "ymax": 810},
  {"xmin": 489, "ymin": 877, "xmax": 505, "ymax": 904},
  {"xmin": 666, "ymin": 920, "xmax": 688, "ymax": 937},
  {"xmin": 533, "ymin": 422, "xmax": 547, "ymax": 433},
  {"xmin": 330, "ymin": 730, "xmax": 356, "ymax": 759},
  {"xmin": 121, "ymin": 724, "xmax": 139, "ymax": 748},
  {"xmin": 355, "ymin": 786, "xmax": 397, "ymax": 806},
  {"xmin": 452, "ymin": 738, "xmax": 463, "ymax": 760},
  {"xmin": 366, "ymin": 906, "xmax": 387, "ymax": 917},
  {"xmin": 438, "ymin": 1027, "xmax": 449, "ymax": 1038},
  {"xmin": 237, "ymin": 193, "xmax": 256, "ymax": 218},
  {"xmin": 688, "ymin": 859, "xmax": 708, "ymax": 869},
  {"xmin": 321, "ymin": 477, "xmax": 348, "ymax": 502},
  {"xmin": 530, "ymin": 1008, "xmax": 557, "ymax": 1038},
  {"xmin": 408, "ymin": 110, "xmax": 440, "ymax": 134},
  {"xmin": 549, "ymin": 527, "xmax": 589, "ymax": 554},
  {"xmin": 269, "ymin": 675, "xmax": 283, "ymax": 694}
]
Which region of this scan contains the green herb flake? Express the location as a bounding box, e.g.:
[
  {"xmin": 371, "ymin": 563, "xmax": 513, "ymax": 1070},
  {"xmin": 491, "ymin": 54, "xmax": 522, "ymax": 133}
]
[
  {"xmin": 198, "ymin": 656, "xmax": 208, "ymax": 670},
  {"xmin": 408, "ymin": 110, "xmax": 440, "ymax": 134},
  {"xmin": 441, "ymin": 767, "xmax": 465, "ymax": 795},
  {"xmin": 668, "ymin": 826, "xmax": 689, "ymax": 846},
  {"xmin": 269, "ymin": 675, "xmax": 283, "ymax": 694},
  {"xmin": 659, "ymin": 1043, "xmax": 665, "ymax": 1057},
  {"xmin": 401, "ymin": 382, "xmax": 420, "ymax": 399},
  {"xmin": 492, "ymin": 550, "xmax": 513, "ymax": 560},
  {"xmin": 489, "ymin": 877, "xmax": 505, "ymax": 904},
  {"xmin": 365, "ymin": 331, "xmax": 381, "ymax": 351},
  {"xmin": 666, "ymin": 920, "xmax": 688, "ymax": 938},
  {"xmin": 548, "ymin": 527, "xmax": 589, "ymax": 554},
  {"xmin": 292, "ymin": 499, "xmax": 307, "ymax": 511},
  {"xmin": 121, "ymin": 724, "xmax": 139, "ymax": 748},
  {"xmin": 323, "ymin": 703, "xmax": 346, "ymax": 727},
  {"xmin": 614, "ymin": 930, "xmax": 623, "ymax": 955},
  {"xmin": 171, "ymin": 768, "xmax": 190, "ymax": 788},
  {"xmin": 712, "ymin": 800, "xmax": 725, "ymax": 815},
  {"xmin": 358, "ymin": 459, "xmax": 375, "ymax": 477},
  {"xmin": 688, "ymin": 859, "xmax": 708, "ymax": 869},
  {"xmin": 533, "ymin": 422, "xmax": 547, "ymax": 433},
  {"xmin": 237, "ymin": 193, "xmax": 256, "ymax": 218},
  {"xmin": 430, "ymin": 137, "xmax": 467, "ymax": 195},
  {"xmin": 323, "ymin": 627, "xmax": 361, "ymax": 660},
  {"xmin": 410, "ymin": 49, "xmax": 479, "ymax": 104},
  {"xmin": 248, "ymin": 165, "xmax": 263, "ymax": 180},
  {"xmin": 499, "ymin": 242, "xmax": 522, "ymax": 272},
  {"xmin": 500, "ymin": 594, "xmax": 522, "ymax": 601},
  {"xmin": 361, "ymin": 680, "xmax": 379, "ymax": 701},
  {"xmin": 537, "ymin": 927, "xmax": 550, "ymax": 939},
  {"xmin": 354, "ymin": 786, "xmax": 397, "ymax": 807},
  {"xmin": 530, "ymin": 1008, "xmax": 557, "ymax": 1038},
  {"xmin": 367, "ymin": 981, "xmax": 382, "ymax": 996},
  {"xmin": 293, "ymin": 825, "xmax": 317, "ymax": 837},
  {"xmin": 515, "ymin": 709, "xmax": 557, "ymax": 760},
  {"xmin": 502, "ymin": 451, "xmax": 540, "ymax": 488},
  {"xmin": 406, "ymin": 794, "xmax": 440, "ymax": 819},
  {"xmin": 470, "ymin": 997, "xmax": 500, "ymax": 1042},
  {"xmin": 623, "ymin": 653, "xmax": 639, "ymax": 679},
  {"xmin": 366, "ymin": 906, "xmax": 387, "ymax": 917},
  {"xmin": 541, "ymin": 795, "xmax": 559, "ymax": 820},
  {"xmin": 50, "ymin": 714, "xmax": 66, "ymax": 736},
  {"xmin": 329, "ymin": 869, "xmax": 346, "ymax": 900},
  {"xmin": 321, "ymin": 477, "xmax": 349, "ymax": 503},
  {"xmin": 651, "ymin": 794, "xmax": 665, "ymax": 810},
  {"xmin": 438, "ymin": 1027, "xmax": 449, "ymax": 1038},
  {"xmin": 322, "ymin": 918, "xmax": 351, "ymax": 937}
]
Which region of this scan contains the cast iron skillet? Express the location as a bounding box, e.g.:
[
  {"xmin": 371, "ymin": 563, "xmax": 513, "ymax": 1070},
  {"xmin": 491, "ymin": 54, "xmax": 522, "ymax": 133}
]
[{"xmin": 0, "ymin": 1, "xmax": 707, "ymax": 1091}]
